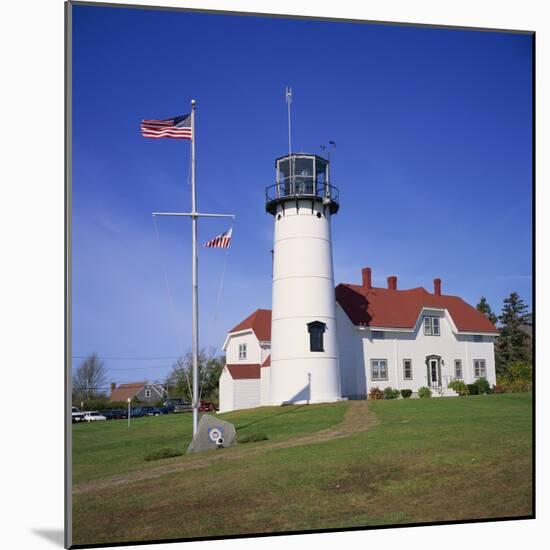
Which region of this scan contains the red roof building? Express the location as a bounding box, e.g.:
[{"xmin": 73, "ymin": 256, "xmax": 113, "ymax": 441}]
[
  {"xmin": 228, "ymin": 309, "xmax": 272, "ymax": 341},
  {"xmin": 219, "ymin": 267, "xmax": 498, "ymax": 411}
]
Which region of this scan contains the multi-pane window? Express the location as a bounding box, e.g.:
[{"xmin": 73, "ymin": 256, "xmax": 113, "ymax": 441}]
[
  {"xmin": 144, "ymin": 389, "xmax": 151, "ymax": 398},
  {"xmin": 238, "ymin": 343, "xmax": 247, "ymax": 360},
  {"xmin": 403, "ymin": 359, "xmax": 412, "ymax": 380},
  {"xmin": 423, "ymin": 316, "xmax": 440, "ymax": 336},
  {"xmin": 454, "ymin": 359, "xmax": 463, "ymax": 379},
  {"xmin": 474, "ymin": 335, "xmax": 483, "ymax": 342},
  {"xmin": 371, "ymin": 359, "xmax": 388, "ymax": 381},
  {"xmin": 474, "ymin": 359, "xmax": 486, "ymax": 378},
  {"xmin": 371, "ymin": 331, "xmax": 385, "ymax": 339},
  {"xmin": 307, "ymin": 321, "xmax": 326, "ymax": 352}
]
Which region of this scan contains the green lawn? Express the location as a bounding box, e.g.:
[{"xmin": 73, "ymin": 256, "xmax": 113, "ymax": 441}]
[
  {"xmin": 72, "ymin": 401, "xmax": 349, "ymax": 484},
  {"xmin": 72, "ymin": 394, "xmax": 532, "ymax": 546}
]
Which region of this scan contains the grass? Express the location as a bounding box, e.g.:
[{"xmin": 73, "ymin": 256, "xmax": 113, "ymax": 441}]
[
  {"xmin": 144, "ymin": 447, "xmax": 183, "ymax": 461},
  {"xmin": 72, "ymin": 394, "xmax": 532, "ymax": 546},
  {"xmin": 72, "ymin": 402, "xmax": 348, "ymax": 484}
]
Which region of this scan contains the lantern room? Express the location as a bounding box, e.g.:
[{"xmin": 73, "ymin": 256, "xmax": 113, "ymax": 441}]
[{"xmin": 265, "ymin": 153, "xmax": 339, "ymax": 215}]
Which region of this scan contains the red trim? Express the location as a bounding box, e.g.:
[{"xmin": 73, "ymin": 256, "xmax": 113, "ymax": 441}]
[{"xmin": 226, "ymin": 364, "xmax": 261, "ymax": 379}]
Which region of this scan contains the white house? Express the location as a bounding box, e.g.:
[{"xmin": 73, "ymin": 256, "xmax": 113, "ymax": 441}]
[
  {"xmin": 219, "ymin": 309, "xmax": 272, "ymax": 413},
  {"xmin": 218, "ymin": 152, "xmax": 498, "ymax": 413},
  {"xmin": 219, "ymin": 268, "xmax": 498, "ymax": 412}
]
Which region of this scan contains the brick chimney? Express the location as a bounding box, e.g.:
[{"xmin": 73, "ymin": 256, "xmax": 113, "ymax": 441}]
[
  {"xmin": 434, "ymin": 278, "xmax": 442, "ymax": 296},
  {"xmin": 110, "ymin": 382, "xmax": 116, "ymax": 394},
  {"xmin": 362, "ymin": 267, "xmax": 372, "ymax": 289},
  {"xmin": 387, "ymin": 275, "xmax": 397, "ymax": 290}
]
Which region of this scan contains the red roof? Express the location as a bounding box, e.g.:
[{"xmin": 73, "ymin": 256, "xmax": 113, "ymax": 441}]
[
  {"xmin": 226, "ymin": 364, "xmax": 261, "ymax": 379},
  {"xmin": 335, "ymin": 284, "xmax": 498, "ymax": 334},
  {"xmin": 261, "ymin": 355, "xmax": 271, "ymax": 368},
  {"xmin": 228, "ymin": 309, "xmax": 272, "ymax": 341},
  {"xmin": 109, "ymin": 381, "xmax": 146, "ymax": 402}
]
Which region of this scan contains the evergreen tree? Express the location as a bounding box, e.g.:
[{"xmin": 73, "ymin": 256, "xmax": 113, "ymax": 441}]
[
  {"xmin": 495, "ymin": 292, "xmax": 531, "ymax": 375},
  {"xmin": 476, "ymin": 296, "xmax": 498, "ymax": 325}
]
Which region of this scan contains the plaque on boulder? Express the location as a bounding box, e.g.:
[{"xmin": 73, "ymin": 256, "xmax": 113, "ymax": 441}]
[{"xmin": 186, "ymin": 414, "xmax": 237, "ymax": 454}]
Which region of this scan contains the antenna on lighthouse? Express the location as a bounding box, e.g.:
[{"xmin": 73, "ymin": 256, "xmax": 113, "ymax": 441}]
[{"xmin": 286, "ymin": 86, "xmax": 293, "ymax": 178}]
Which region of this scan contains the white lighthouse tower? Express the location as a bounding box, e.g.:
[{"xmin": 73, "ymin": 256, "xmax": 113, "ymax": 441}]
[{"xmin": 266, "ymin": 153, "xmax": 342, "ymax": 405}]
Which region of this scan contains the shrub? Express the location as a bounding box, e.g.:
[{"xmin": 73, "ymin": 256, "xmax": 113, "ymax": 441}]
[
  {"xmin": 507, "ymin": 362, "xmax": 532, "ymax": 384},
  {"xmin": 78, "ymin": 398, "xmax": 128, "ymax": 411},
  {"xmin": 492, "ymin": 384, "xmax": 505, "ymax": 394},
  {"xmin": 496, "ymin": 362, "xmax": 532, "ymax": 393},
  {"xmin": 448, "ymin": 379, "xmax": 469, "ymax": 396},
  {"xmin": 383, "ymin": 387, "xmax": 400, "ymax": 399},
  {"xmin": 144, "ymin": 448, "xmax": 183, "ymax": 461},
  {"xmin": 400, "ymin": 389, "xmax": 412, "ymax": 399},
  {"xmin": 239, "ymin": 432, "xmax": 268, "ymax": 443},
  {"xmin": 368, "ymin": 386, "xmax": 384, "ymax": 400},
  {"xmin": 418, "ymin": 386, "xmax": 432, "ymax": 398},
  {"xmin": 467, "ymin": 384, "xmax": 479, "ymax": 395},
  {"xmin": 474, "ymin": 377, "xmax": 491, "ymax": 395}
]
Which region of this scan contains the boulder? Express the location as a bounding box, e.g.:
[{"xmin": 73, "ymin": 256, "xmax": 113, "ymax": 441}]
[{"xmin": 186, "ymin": 414, "xmax": 237, "ymax": 454}]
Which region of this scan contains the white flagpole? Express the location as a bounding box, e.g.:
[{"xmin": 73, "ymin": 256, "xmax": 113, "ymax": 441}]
[
  {"xmin": 190, "ymin": 99, "xmax": 199, "ymax": 436},
  {"xmin": 151, "ymin": 101, "xmax": 235, "ymax": 443}
]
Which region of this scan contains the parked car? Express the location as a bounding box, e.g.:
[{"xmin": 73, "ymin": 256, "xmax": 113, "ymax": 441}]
[
  {"xmin": 72, "ymin": 407, "xmax": 85, "ymax": 423},
  {"xmin": 173, "ymin": 402, "xmax": 193, "ymax": 413},
  {"xmin": 199, "ymin": 400, "xmax": 217, "ymax": 412},
  {"xmin": 130, "ymin": 407, "xmax": 146, "ymax": 418},
  {"xmin": 102, "ymin": 409, "xmax": 126, "ymax": 420},
  {"xmin": 141, "ymin": 406, "xmax": 160, "ymax": 416},
  {"xmin": 83, "ymin": 411, "xmax": 107, "ymax": 422}
]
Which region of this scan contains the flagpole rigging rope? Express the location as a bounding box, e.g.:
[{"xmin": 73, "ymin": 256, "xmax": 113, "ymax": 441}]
[
  {"xmin": 152, "ymin": 216, "xmax": 186, "ymax": 361},
  {"xmin": 210, "ymin": 221, "xmax": 234, "ymax": 332}
]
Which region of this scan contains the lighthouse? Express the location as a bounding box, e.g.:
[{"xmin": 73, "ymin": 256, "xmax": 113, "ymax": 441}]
[{"xmin": 265, "ymin": 153, "xmax": 342, "ymax": 405}]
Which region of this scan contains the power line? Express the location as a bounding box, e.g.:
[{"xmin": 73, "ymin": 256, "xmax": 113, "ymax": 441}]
[
  {"xmin": 72, "ymin": 355, "xmax": 181, "ymax": 361},
  {"xmin": 104, "ymin": 365, "xmax": 173, "ymax": 371}
]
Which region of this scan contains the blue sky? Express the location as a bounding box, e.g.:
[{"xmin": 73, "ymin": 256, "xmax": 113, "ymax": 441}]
[{"xmin": 71, "ymin": 5, "xmax": 532, "ymax": 385}]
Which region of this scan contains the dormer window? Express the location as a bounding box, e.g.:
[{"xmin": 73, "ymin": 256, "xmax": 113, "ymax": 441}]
[
  {"xmin": 238, "ymin": 343, "xmax": 247, "ymax": 360},
  {"xmin": 423, "ymin": 316, "xmax": 440, "ymax": 336},
  {"xmin": 307, "ymin": 321, "xmax": 326, "ymax": 352}
]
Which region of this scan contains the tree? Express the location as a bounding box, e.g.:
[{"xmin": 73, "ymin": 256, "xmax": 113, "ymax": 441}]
[
  {"xmin": 166, "ymin": 348, "xmax": 225, "ymax": 404},
  {"xmin": 476, "ymin": 296, "xmax": 498, "ymax": 325},
  {"xmin": 495, "ymin": 292, "xmax": 531, "ymax": 375},
  {"xmin": 72, "ymin": 353, "xmax": 107, "ymax": 402}
]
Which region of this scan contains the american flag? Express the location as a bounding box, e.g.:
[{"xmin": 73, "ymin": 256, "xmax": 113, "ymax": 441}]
[
  {"xmin": 204, "ymin": 228, "xmax": 232, "ymax": 248},
  {"xmin": 140, "ymin": 113, "xmax": 192, "ymax": 140}
]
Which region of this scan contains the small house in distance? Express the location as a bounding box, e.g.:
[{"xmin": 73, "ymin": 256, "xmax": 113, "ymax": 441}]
[{"xmin": 109, "ymin": 381, "xmax": 167, "ymax": 404}]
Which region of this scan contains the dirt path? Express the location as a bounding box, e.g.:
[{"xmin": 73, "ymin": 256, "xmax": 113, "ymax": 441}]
[{"xmin": 73, "ymin": 400, "xmax": 378, "ymax": 496}]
